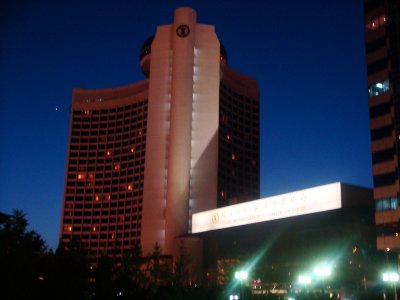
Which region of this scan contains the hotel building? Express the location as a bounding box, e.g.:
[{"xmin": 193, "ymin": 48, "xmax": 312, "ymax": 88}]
[
  {"xmin": 364, "ymin": 0, "xmax": 400, "ymax": 255},
  {"xmin": 60, "ymin": 7, "xmax": 259, "ymax": 261}
]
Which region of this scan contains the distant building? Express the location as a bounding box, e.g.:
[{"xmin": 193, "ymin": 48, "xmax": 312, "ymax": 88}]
[
  {"xmin": 60, "ymin": 7, "xmax": 259, "ymax": 263},
  {"xmin": 364, "ymin": 0, "xmax": 400, "ymax": 255}
]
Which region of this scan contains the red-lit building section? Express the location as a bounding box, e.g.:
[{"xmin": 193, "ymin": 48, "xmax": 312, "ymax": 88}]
[
  {"xmin": 218, "ymin": 64, "xmax": 260, "ymax": 207},
  {"xmin": 364, "ymin": 0, "xmax": 400, "ymax": 253},
  {"xmin": 60, "ymin": 82, "xmax": 149, "ymax": 258}
]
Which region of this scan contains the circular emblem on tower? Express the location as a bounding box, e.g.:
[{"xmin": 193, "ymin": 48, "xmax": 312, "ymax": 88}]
[{"xmin": 176, "ymin": 24, "xmax": 190, "ymax": 38}]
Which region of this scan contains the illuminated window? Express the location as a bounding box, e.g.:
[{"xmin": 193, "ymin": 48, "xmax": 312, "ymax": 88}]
[
  {"xmin": 95, "ymin": 195, "xmax": 100, "ymax": 201},
  {"xmin": 127, "ymin": 184, "xmax": 133, "ymax": 191},
  {"xmin": 114, "ymin": 163, "xmax": 120, "ymax": 170},
  {"xmin": 231, "ymin": 153, "xmax": 236, "ymax": 160},
  {"xmin": 226, "ymin": 134, "xmax": 231, "ymax": 141},
  {"xmin": 106, "ymin": 195, "xmax": 111, "ymax": 201},
  {"xmin": 106, "ymin": 150, "xmax": 112, "ymax": 156},
  {"xmin": 366, "ymin": 15, "xmax": 386, "ymax": 31},
  {"xmin": 130, "ymin": 147, "xmax": 135, "ymax": 153},
  {"xmin": 368, "ymin": 80, "xmax": 389, "ymax": 97},
  {"xmin": 77, "ymin": 173, "xmax": 86, "ymax": 180},
  {"xmin": 376, "ymin": 196, "xmax": 398, "ymax": 211},
  {"xmin": 92, "ymin": 226, "xmax": 96, "ymax": 232}
]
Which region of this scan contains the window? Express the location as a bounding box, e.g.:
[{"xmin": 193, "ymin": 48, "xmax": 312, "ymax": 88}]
[
  {"xmin": 366, "ymin": 15, "xmax": 386, "ymax": 32},
  {"xmin": 376, "ymin": 197, "xmax": 399, "ymax": 212},
  {"xmin": 367, "ymin": 58, "xmax": 388, "ymax": 75},
  {"xmin": 372, "ymin": 148, "xmax": 394, "ymax": 164},
  {"xmin": 369, "ymin": 101, "xmax": 391, "ymax": 118},
  {"xmin": 373, "ymin": 172, "xmax": 396, "ymax": 187},
  {"xmin": 369, "ymin": 80, "xmax": 389, "ymax": 97},
  {"xmin": 366, "ymin": 37, "xmax": 386, "ymax": 54}
]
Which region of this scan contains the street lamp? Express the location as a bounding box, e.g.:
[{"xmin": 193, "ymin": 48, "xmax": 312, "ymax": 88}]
[
  {"xmin": 235, "ymin": 270, "xmax": 248, "ymax": 300},
  {"xmin": 313, "ymin": 265, "xmax": 331, "ymax": 294},
  {"xmin": 298, "ymin": 274, "xmax": 312, "ymax": 285},
  {"xmin": 382, "ymin": 272, "xmax": 399, "ymax": 300}
]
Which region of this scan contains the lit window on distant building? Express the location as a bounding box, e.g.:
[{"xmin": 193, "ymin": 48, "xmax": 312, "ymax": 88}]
[
  {"xmin": 369, "ymin": 80, "xmax": 389, "ymax": 97},
  {"xmin": 366, "ymin": 15, "xmax": 386, "ymax": 31},
  {"xmin": 376, "ymin": 196, "xmax": 398, "ymax": 211},
  {"xmin": 77, "ymin": 173, "xmax": 86, "ymax": 180},
  {"xmin": 231, "ymin": 153, "xmax": 236, "ymax": 160}
]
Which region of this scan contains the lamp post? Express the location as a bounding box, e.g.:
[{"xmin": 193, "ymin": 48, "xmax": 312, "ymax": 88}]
[
  {"xmin": 235, "ymin": 270, "xmax": 248, "ymax": 300},
  {"xmin": 382, "ymin": 272, "xmax": 399, "ymax": 300}
]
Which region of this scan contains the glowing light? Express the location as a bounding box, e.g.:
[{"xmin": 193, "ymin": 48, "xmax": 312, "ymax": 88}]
[
  {"xmin": 127, "ymin": 184, "xmax": 133, "ymax": 191},
  {"xmin": 235, "ymin": 271, "xmax": 248, "ymax": 280},
  {"xmin": 376, "ymin": 83, "xmax": 384, "ymax": 88},
  {"xmin": 298, "ymin": 274, "xmax": 312, "ymax": 284},
  {"xmin": 383, "ymin": 272, "xmax": 399, "ymax": 282},
  {"xmin": 314, "ymin": 265, "xmax": 331, "ymax": 277}
]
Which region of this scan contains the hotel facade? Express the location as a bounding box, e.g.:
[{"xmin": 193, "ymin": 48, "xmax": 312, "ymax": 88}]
[
  {"xmin": 364, "ymin": 0, "xmax": 400, "ymax": 255},
  {"xmin": 60, "ymin": 7, "xmax": 259, "ymax": 260}
]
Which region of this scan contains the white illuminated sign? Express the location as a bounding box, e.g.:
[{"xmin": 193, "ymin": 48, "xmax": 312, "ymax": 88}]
[{"xmin": 192, "ymin": 182, "xmax": 342, "ymax": 233}]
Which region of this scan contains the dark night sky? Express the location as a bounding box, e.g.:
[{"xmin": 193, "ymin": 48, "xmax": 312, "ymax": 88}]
[{"xmin": 0, "ymin": 0, "xmax": 371, "ymax": 250}]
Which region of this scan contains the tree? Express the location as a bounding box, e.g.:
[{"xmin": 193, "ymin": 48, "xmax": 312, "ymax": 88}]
[
  {"xmin": 0, "ymin": 210, "xmax": 49, "ymax": 300},
  {"xmin": 173, "ymin": 241, "xmax": 191, "ymax": 287},
  {"xmin": 93, "ymin": 254, "xmax": 115, "ymax": 300},
  {"xmin": 114, "ymin": 244, "xmax": 148, "ymax": 299},
  {"xmin": 50, "ymin": 238, "xmax": 90, "ymax": 300},
  {"xmin": 144, "ymin": 242, "xmax": 173, "ymax": 297}
]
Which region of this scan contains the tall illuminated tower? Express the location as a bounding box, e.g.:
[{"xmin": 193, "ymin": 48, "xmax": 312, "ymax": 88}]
[
  {"xmin": 60, "ymin": 7, "xmax": 259, "ymax": 260},
  {"xmin": 364, "ymin": 0, "xmax": 400, "ymax": 254}
]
